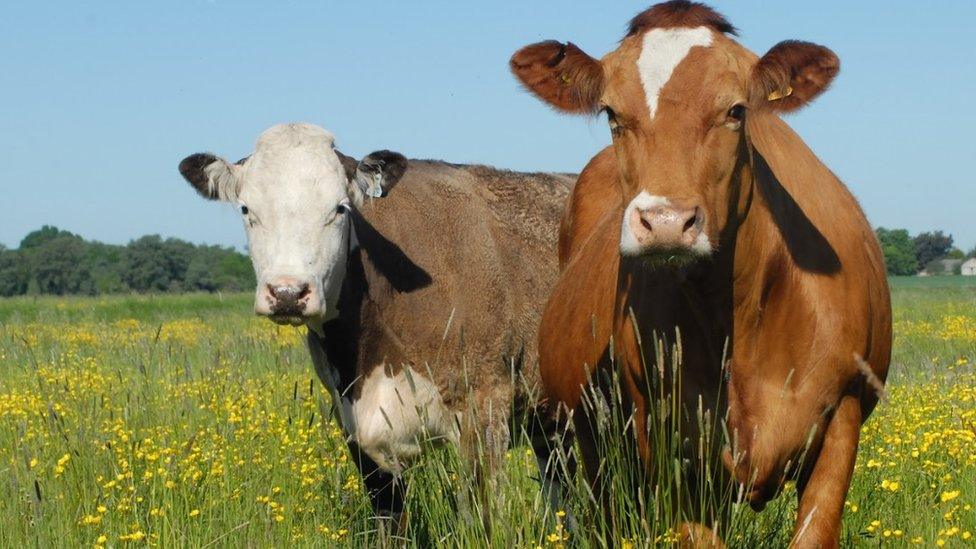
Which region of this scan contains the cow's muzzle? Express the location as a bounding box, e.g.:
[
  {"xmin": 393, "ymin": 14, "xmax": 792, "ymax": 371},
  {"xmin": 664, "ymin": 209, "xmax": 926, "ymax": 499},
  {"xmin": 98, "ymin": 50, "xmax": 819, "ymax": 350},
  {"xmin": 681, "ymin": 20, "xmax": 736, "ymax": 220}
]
[
  {"xmin": 620, "ymin": 194, "xmax": 710, "ymax": 261},
  {"xmin": 255, "ymin": 277, "xmax": 321, "ymax": 325}
]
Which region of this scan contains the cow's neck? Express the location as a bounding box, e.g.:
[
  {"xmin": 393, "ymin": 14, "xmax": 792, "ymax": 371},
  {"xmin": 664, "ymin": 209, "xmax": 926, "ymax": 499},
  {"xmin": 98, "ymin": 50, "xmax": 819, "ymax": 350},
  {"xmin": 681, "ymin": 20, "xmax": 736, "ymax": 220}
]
[
  {"xmin": 617, "ymin": 245, "xmax": 737, "ymax": 391},
  {"xmin": 729, "ymin": 149, "xmax": 794, "ymax": 334}
]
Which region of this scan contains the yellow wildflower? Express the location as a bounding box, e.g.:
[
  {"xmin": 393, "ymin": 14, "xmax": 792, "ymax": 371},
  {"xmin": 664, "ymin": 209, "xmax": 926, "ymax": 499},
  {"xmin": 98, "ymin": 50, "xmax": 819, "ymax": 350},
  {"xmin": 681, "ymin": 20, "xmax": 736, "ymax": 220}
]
[{"xmin": 940, "ymin": 490, "xmax": 960, "ymax": 503}]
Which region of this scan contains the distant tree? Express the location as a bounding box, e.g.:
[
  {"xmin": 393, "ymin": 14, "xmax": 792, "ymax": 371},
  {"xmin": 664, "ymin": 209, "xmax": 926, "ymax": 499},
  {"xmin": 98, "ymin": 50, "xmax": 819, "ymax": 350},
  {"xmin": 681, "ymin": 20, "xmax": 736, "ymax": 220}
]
[
  {"xmin": 3, "ymin": 226, "xmax": 255, "ymax": 296},
  {"xmin": 945, "ymin": 247, "xmax": 965, "ymax": 259},
  {"xmin": 121, "ymin": 235, "xmax": 194, "ymax": 292},
  {"xmin": 0, "ymin": 247, "xmax": 29, "ymax": 296},
  {"xmin": 26, "ymin": 234, "xmax": 94, "ymax": 294},
  {"xmin": 185, "ymin": 245, "xmax": 254, "ymax": 292},
  {"xmin": 876, "ymin": 227, "xmax": 918, "ymax": 276},
  {"xmin": 913, "ymin": 231, "xmax": 953, "ymax": 268},
  {"xmin": 214, "ymin": 251, "xmax": 254, "ymax": 291},
  {"xmin": 184, "ymin": 253, "xmax": 218, "ymax": 292},
  {"xmin": 87, "ymin": 242, "xmax": 127, "ymax": 293},
  {"xmin": 20, "ymin": 225, "xmax": 78, "ymax": 249},
  {"xmin": 968, "ymin": 246, "xmax": 976, "ymax": 259}
]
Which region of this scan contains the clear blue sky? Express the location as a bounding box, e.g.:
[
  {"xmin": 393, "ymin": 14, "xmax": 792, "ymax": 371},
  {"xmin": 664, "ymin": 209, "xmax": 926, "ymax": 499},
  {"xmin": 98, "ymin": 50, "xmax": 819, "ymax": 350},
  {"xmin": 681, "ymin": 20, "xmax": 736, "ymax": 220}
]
[{"xmin": 2, "ymin": 1, "xmax": 974, "ymax": 252}]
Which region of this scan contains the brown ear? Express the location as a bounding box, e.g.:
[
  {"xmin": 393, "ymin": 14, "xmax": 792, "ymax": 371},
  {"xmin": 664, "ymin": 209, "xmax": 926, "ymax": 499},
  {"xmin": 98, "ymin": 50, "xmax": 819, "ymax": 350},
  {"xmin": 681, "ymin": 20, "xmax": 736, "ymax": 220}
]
[
  {"xmin": 750, "ymin": 40, "xmax": 839, "ymax": 113},
  {"xmin": 510, "ymin": 40, "xmax": 604, "ymax": 114}
]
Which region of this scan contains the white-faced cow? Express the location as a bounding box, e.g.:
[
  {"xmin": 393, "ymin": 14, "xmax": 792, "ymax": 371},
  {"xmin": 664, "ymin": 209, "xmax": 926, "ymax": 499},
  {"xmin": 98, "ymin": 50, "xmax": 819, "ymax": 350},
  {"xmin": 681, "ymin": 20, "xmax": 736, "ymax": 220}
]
[
  {"xmin": 178, "ymin": 123, "xmax": 573, "ymax": 527},
  {"xmin": 511, "ymin": 2, "xmax": 891, "ymax": 546}
]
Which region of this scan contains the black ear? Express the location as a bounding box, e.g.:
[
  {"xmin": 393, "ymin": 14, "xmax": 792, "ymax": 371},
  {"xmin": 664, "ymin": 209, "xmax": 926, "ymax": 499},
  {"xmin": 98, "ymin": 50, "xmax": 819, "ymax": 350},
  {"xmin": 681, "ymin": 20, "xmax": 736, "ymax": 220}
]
[
  {"xmin": 355, "ymin": 150, "xmax": 408, "ymax": 198},
  {"xmin": 178, "ymin": 153, "xmax": 239, "ymax": 201},
  {"xmin": 334, "ymin": 150, "xmax": 360, "ymax": 183}
]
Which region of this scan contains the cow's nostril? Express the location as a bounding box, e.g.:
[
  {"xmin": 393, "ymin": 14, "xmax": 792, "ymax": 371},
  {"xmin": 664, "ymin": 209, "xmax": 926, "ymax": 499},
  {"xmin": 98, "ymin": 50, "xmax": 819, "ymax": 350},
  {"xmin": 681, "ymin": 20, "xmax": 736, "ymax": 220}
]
[
  {"xmin": 640, "ymin": 215, "xmax": 654, "ymax": 233},
  {"xmin": 266, "ymin": 284, "xmax": 279, "ymax": 300},
  {"xmin": 297, "ymin": 284, "xmax": 311, "ymax": 300},
  {"xmin": 683, "ymin": 211, "xmax": 698, "ymax": 234}
]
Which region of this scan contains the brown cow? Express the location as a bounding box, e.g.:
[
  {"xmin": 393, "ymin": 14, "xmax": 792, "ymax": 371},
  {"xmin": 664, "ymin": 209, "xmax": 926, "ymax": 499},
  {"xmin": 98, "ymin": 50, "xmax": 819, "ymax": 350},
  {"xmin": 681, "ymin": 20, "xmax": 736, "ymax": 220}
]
[
  {"xmin": 178, "ymin": 123, "xmax": 575, "ymax": 530},
  {"xmin": 511, "ymin": 2, "xmax": 891, "ymax": 546}
]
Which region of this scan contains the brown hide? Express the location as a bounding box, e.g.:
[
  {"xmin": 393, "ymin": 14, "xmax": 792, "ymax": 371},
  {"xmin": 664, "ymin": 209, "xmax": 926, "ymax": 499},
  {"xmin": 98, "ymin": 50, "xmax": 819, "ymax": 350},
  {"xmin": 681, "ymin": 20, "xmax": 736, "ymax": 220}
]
[
  {"xmin": 725, "ymin": 114, "xmax": 891, "ymax": 501},
  {"xmin": 557, "ymin": 145, "xmax": 621, "ymax": 266},
  {"xmin": 323, "ymin": 160, "xmax": 572, "ymax": 438},
  {"xmin": 519, "ymin": 4, "xmax": 889, "ymax": 544},
  {"xmin": 537, "ymin": 107, "xmax": 890, "ymax": 548}
]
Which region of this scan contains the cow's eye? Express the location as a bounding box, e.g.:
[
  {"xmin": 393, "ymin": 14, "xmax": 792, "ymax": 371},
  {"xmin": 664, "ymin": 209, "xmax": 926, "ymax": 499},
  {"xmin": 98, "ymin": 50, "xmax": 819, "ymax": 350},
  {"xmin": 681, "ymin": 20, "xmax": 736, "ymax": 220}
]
[
  {"xmin": 240, "ymin": 205, "xmax": 249, "ymax": 215},
  {"xmin": 724, "ymin": 104, "xmax": 746, "ymax": 130},
  {"xmin": 336, "ymin": 202, "xmax": 350, "ymax": 215},
  {"xmin": 603, "ymin": 107, "xmax": 623, "ymax": 137},
  {"xmin": 727, "ymin": 104, "xmax": 746, "ymax": 122}
]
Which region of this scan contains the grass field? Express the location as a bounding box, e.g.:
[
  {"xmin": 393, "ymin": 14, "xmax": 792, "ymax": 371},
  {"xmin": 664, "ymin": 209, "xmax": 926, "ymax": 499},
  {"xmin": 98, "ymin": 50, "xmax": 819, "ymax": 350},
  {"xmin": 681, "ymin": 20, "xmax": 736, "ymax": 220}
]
[{"xmin": 1, "ymin": 277, "xmax": 975, "ymax": 547}]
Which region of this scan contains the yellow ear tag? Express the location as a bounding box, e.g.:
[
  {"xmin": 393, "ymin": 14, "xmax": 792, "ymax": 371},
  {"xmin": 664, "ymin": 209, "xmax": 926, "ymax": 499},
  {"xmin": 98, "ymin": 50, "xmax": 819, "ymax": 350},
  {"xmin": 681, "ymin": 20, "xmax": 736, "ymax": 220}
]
[
  {"xmin": 767, "ymin": 86, "xmax": 794, "ymax": 102},
  {"xmin": 561, "ymin": 72, "xmax": 571, "ymax": 85}
]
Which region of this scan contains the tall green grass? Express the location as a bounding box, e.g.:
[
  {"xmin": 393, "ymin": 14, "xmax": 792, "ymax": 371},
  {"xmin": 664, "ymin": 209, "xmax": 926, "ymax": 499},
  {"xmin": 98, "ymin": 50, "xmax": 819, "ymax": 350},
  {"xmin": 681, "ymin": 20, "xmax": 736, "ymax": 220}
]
[{"xmin": 1, "ymin": 283, "xmax": 974, "ymax": 547}]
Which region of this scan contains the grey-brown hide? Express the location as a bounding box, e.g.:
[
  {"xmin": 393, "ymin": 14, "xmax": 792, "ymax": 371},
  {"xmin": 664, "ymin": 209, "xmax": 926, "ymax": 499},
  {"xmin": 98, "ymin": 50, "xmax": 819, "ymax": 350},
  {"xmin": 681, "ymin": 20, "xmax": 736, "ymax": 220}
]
[{"xmin": 308, "ymin": 159, "xmax": 572, "ymax": 474}]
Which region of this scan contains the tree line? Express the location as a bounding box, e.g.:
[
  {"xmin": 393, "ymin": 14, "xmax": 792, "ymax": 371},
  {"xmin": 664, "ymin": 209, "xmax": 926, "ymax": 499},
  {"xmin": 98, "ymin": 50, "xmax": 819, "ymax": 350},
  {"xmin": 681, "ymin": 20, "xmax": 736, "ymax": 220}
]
[
  {"xmin": 875, "ymin": 228, "xmax": 975, "ymax": 276},
  {"xmin": 0, "ymin": 226, "xmax": 254, "ymax": 297},
  {"xmin": 0, "ymin": 225, "xmax": 969, "ymax": 296}
]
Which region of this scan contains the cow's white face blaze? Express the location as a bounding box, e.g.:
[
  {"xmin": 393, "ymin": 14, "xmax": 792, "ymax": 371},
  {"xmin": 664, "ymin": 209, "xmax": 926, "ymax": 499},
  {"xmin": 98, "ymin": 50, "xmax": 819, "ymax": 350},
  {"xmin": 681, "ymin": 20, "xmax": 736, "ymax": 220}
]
[
  {"xmin": 179, "ymin": 123, "xmax": 407, "ymax": 325},
  {"xmin": 636, "ymin": 27, "xmax": 713, "ymax": 122}
]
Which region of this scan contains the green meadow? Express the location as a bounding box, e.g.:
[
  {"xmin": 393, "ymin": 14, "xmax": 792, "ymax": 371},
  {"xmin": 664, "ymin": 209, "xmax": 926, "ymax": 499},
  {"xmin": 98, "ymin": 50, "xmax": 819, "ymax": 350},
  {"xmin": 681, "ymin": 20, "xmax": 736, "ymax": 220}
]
[{"xmin": 1, "ymin": 277, "xmax": 974, "ymax": 547}]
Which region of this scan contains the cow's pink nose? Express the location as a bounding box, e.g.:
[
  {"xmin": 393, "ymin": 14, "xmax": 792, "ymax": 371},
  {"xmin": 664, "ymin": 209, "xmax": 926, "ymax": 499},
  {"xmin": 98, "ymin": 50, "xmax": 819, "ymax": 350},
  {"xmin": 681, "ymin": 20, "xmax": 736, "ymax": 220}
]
[
  {"xmin": 262, "ymin": 278, "xmax": 312, "ymax": 318},
  {"xmin": 630, "ymin": 204, "xmax": 703, "ymax": 250}
]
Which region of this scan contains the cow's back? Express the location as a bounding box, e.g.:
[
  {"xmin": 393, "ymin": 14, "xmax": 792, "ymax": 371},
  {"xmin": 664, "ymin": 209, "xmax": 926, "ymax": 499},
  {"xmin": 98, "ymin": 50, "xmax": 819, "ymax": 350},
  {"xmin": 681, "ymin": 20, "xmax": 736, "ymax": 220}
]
[{"xmin": 351, "ymin": 160, "xmax": 572, "ymax": 409}]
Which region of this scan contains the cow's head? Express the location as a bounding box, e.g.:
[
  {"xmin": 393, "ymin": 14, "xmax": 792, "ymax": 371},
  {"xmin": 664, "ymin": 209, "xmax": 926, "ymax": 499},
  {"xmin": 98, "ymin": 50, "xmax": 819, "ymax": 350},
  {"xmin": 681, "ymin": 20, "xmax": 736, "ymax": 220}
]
[
  {"xmin": 179, "ymin": 123, "xmax": 407, "ymax": 325},
  {"xmin": 511, "ymin": 1, "xmax": 838, "ymax": 263}
]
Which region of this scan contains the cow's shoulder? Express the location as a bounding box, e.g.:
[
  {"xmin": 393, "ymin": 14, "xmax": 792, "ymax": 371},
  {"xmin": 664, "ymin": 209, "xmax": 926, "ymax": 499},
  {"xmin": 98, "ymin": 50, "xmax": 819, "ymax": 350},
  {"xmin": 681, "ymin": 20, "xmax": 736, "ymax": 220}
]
[
  {"xmin": 559, "ymin": 146, "xmax": 620, "ymax": 267},
  {"xmin": 539, "ymin": 207, "xmax": 622, "ymax": 409}
]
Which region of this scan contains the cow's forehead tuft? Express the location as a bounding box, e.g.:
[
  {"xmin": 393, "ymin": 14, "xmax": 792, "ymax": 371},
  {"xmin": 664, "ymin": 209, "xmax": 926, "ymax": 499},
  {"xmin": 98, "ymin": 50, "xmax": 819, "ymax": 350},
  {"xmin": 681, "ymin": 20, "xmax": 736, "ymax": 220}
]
[
  {"xmin": 255, "ymin": 123, "xmax": 335, "ymax": 152},
  {"xmin": 626, "ymin": 1, "xmax": 736, "ymax": 39}
]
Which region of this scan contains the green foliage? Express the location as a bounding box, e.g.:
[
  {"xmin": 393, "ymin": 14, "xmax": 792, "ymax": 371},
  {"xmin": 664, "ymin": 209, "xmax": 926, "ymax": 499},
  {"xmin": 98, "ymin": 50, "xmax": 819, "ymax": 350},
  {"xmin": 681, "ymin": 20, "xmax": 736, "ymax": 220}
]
[
  {"xmin": 19, "ymin": 225, "xmax": 77, "ymax": 249},
  {"xmin": 28, "ymin": 233, "xmax": 94, "ymax": 295},
  {"xmin": 913, "ymin": 230, "xmax": 954, "ymax": 268},
  {"xmin": 0, "ymin": 226, "xmax": 253, "ymax": 296},
  {"xmin": 946, "ymin": 248, "xmax": 965, "ymax": 260},
  {"xmin": 0, "ymin": 248, "xmax": 29, "ymax": 297},
  {"xmin": 121, "ymin": 235, "xmax": 194, "ymax": 292},
  {"xmin": 876, "ymin": 227, "xmax": 918, "ymax": 276}
]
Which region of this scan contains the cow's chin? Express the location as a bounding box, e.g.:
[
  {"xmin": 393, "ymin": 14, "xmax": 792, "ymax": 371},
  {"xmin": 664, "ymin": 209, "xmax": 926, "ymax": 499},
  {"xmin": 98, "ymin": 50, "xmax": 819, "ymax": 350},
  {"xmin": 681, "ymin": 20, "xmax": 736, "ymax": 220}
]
[
  {"xmin": 266, "ymin": 314, "xmax": 309, "ymax": 326},
  {"xmin": 632, "ymin": 247, "xmax": 709, "ymax": 269}
]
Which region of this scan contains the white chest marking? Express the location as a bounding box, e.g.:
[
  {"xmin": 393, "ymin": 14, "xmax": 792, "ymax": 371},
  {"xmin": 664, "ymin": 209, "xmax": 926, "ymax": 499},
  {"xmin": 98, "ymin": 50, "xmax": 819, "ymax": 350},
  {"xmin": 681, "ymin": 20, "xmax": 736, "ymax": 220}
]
[
  {"xmin": 347, "ymin": 366, "xmax": 460, "ymax": 473},
  {"xmin": 637, "ymin": 27, "xmax": 713, "ymax": 121}
]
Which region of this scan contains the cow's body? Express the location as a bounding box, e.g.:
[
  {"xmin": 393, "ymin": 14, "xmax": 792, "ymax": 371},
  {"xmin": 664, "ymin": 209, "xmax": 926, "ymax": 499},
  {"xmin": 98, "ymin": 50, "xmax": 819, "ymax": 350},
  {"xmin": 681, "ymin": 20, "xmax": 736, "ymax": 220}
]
[
  {"xmin": 512, "ymin": 2, "xmax": 892, "ymax": 546},
  {"xmin": 542, "ymin": 114, "xmax": 891, "ymax": 513},
  {"xmin": 179, "ymin": 124, "xmax": 573, "ymax": 528},
  {"xmin": 308, "ymin": 160, "xmax": 572, "ymax": 479}
]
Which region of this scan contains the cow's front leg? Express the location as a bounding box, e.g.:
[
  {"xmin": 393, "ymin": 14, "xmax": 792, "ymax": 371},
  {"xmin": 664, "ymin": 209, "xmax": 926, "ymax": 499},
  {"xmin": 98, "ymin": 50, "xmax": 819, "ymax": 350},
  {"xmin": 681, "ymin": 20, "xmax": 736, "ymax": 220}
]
[
  {"xmin": 529, "ymin": 403, "xmax": 578, "ymax": 530},
  {"xmin": 791, "ymin": 391, "xmax": 862, "ymax": 548},
  {"xmin": 457, "ymin": 392, "xmax": 512, "ymax": 539},
  {"xmin": 346, "ymin": 440, "xmax": 407, "ymax": 535}
]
